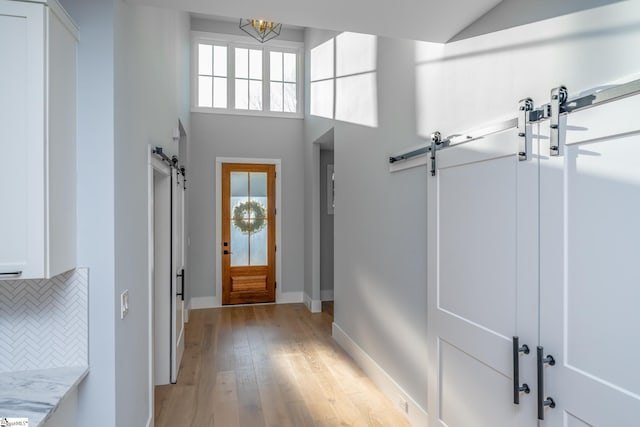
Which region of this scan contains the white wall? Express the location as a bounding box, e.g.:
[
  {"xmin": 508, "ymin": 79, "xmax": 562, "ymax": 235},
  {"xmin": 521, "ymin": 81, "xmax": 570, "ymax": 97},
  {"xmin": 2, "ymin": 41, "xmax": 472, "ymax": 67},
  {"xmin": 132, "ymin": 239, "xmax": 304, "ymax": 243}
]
[
  {"xmin": 417, "ymin": 1, "xmax": 640, "ymax": 137},
  {"xmin": 191, "ymin": 16, "xmax": 304, "ymax": 42},
  {"xmin": 304, "ymin": 0, "xmax": 640, "ymax": 421},
  {"xmin": 59, "ymin": 0, "xmax": 189, "ymax": 425},
  {"xmin": 114, "ymin": 1, "xmax": 189, "ymax": 426},
  {"xmin": 304, "ymin": 29, "xmax": 430, "ymax": 410},
  {"xmin": 319, "ymin": 149, "xmax": 334, "ymax": 296},
  {"xmin": 57, "ymin": 1, "xmax": 117, "ymax": 425},
  {"xmin": 188, "ymin": 113, "xmax": 305, "ymax": 301}
]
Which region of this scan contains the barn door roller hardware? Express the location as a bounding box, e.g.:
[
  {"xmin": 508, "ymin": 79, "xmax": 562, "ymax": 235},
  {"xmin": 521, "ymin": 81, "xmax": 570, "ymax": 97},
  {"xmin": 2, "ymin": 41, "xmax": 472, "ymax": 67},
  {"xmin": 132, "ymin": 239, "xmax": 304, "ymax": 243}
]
[
  {"xmin": 517, "ymin": 98, "xmax": 533, "ymax": 161},
  {"xmin": 548, "ymin": 86, "xmax": 568, "ymax": 157},
  {"xmin": 430, "ymin": 131, "xmax": 451, "ymax": 176}
]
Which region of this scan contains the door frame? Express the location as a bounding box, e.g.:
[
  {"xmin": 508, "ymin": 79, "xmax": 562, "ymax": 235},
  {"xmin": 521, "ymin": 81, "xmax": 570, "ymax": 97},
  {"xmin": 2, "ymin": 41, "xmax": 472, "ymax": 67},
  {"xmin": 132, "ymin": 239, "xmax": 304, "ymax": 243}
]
[
  {"xmin": 215, "ymin": 157, "xmax": 282, "ymax": 307},
  {"xmin": 147, "ymin": 148, "xmax": 172, "ymax": 425}
]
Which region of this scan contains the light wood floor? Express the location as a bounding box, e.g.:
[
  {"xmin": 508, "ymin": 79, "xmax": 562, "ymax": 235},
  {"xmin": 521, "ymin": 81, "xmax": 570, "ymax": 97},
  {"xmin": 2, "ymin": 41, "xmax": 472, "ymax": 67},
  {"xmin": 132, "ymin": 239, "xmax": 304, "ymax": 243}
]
[{"xmin": 154, "ymin": 302, "xmax": 411, "ymax": 427}]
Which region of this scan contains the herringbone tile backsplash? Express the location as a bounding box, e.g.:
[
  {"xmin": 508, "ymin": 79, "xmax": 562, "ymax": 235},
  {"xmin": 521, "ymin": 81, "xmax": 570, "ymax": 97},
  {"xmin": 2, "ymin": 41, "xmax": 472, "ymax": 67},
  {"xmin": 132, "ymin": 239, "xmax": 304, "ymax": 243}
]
[{"xmin": 0, "ymin": 268, "xmax": 88, "ymax": 372}]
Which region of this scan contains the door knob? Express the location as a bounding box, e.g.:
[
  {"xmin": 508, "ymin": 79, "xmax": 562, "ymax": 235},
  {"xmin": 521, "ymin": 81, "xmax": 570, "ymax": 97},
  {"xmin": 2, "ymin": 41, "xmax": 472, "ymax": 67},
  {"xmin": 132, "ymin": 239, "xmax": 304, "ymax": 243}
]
[{"xmin": 224, "ymin": 250, "xmax": 233, "ymax": 255}]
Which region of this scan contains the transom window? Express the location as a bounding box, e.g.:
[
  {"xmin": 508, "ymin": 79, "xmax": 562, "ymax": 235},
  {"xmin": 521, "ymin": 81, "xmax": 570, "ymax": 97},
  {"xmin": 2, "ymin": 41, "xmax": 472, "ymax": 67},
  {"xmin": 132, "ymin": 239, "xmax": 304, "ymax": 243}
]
[{"xmin": 193, "ymin": 32, "xmax": 303, "ymax": 118}]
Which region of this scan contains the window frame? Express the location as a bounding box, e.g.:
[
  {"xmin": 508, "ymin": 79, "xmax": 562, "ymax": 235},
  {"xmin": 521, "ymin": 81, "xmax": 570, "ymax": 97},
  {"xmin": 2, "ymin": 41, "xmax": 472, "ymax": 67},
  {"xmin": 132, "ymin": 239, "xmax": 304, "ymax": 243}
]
[{"xmin": 192, "ymin": 31, "xmax": 304, "ymax": 119}]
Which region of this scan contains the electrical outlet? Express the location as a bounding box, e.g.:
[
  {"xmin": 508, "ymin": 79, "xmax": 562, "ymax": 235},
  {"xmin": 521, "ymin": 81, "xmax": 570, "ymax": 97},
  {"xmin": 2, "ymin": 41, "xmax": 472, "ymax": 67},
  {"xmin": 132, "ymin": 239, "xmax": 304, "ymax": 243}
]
[
  {"xmin": 120, "ymin": 290, "xmax": 129, "ymax": 319},
  {"xmin": 398, "ymin": 396, "xmax": 408, "ymax": 414}
]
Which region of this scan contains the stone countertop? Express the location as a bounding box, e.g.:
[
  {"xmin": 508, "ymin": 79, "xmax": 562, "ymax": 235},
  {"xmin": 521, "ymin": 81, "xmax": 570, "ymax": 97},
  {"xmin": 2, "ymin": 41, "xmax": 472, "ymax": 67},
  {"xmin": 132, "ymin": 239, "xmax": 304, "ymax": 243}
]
[{"xmin": 0, "ymin": 366, "xmax": 88, "ymax": 426}]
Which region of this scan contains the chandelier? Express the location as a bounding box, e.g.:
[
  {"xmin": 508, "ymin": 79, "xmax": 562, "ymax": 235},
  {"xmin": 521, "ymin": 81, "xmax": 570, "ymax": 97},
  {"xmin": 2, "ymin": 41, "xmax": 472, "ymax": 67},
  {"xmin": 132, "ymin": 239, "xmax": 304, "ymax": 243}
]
[{"xmin": 239, "ymin": 18, "xmax": 282, "ymax": 43}]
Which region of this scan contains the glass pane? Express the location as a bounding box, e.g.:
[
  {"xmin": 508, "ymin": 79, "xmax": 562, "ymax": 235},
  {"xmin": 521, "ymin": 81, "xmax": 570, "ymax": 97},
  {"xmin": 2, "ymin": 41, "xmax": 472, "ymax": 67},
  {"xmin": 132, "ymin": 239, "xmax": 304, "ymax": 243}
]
[
  {"xmin": 270, "ymin": 82, "xmax": 283, "ymax": 112},
  {"xmin": 235, "ymin": 79, "xmax": 248, "ymax": 109},
  {"xmin": 336, "ymin": 32, "xmax": 377, "ymax": 77},
  {"xmin": 231, "ymin": 172, "xmax": 248, "ymax": 196},
  {"xmin": 213, "ymin": 77, "xmax": 227, "ymax": 108},
  {"xmin": 284, "ymin": 83, "xmax": 296, "ymax": 113},
  {"xmin": 310, "ymin": 38, "xmax": 334, "ymax": 81},
  {"xmin": 283, "ymin": 53, "xmax": 296, "ymax": 82},
  {"xmin": 249, "ymin": 220, "xmax": 268, "ymax": 266},
  {"xmin": 249, "ymin": 80, "xmax": 262, "ymax": 110},
  {"xmin": 250, "ymin": 172, "xmax": 267, "ymax": 206},
  {"xmin": 198, "ymin": 44, "xmax": 212, "ymax": 75},
  {"xmin": 230, "ymin": 220, "xmax": 249, "ymax": 266},
  {"xmin": 198, "ymin": 76, "xmax": 212, "ymax": 108},
  {"xmin": 310, "ymin": 80, "xmax": 333, "ymax": 119},
  {"xmin": 249, "ymin": 49, "xmax": 262, "ymax": 79},
  {"xmin": 213, "ymin": 45, "xmax": 227, "ymax": 77},
  {"xmin": 270, "ymin": 51, "xmax": 283, "ymax": 81},
  {"xmin": 235, "ymin": 48, "xmax": 248, "ymax": 78}
]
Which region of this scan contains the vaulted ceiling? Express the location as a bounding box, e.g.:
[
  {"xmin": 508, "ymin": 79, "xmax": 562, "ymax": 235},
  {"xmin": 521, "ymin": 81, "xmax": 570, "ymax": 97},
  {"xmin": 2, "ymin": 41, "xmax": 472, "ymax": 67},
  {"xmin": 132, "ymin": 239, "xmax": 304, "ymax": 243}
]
[
  {"xmin": 126, "ymin": 0, "xmax": 503, "ymax": 42},
  {"xmin": 127, "ymin": 0, "xmax": 625, "ymax": 43}
]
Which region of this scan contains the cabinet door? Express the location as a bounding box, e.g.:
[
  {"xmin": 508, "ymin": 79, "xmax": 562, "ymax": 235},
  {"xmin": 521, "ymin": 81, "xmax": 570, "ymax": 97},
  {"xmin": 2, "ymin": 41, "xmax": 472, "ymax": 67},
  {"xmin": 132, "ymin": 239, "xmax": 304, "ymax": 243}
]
[
  {"xmin": 0, "ymin": 1, "xmax": 45, "ymax": 279},
  {"xmin": 427, "ymin": 128, "xmax": 539, "ymax": 427},
  {"xmin": 540, "ymin": 93, "xmax": 640, "ymax": 425}
]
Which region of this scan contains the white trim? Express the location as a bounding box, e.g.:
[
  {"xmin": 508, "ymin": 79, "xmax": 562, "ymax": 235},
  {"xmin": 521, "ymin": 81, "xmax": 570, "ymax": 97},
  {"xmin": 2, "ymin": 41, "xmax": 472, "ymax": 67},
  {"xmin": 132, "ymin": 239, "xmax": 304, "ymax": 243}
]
[
  {"xmin": 190, "ymin": 292, "xmax": 302, "ymax": 310},
  {"xmin": 332, "ymin": 323, "xmax": 429, "ymax": 427},
  {"xmin": 191, "ymin": 31, "xmax": 304, "ymax": 119},
  {"xmin": 276, "ymin": 291, "xmax": 304, "ymax": 304},
  {"xmin": 303, "ymin": 293, "xmax": 322, "ymax": 313},
  {"xmin": 320, "ymin": 289, "xmax": 334, "ymax": 301},
  {"xmin": 147, "ymin": 148, "xmax": 171, "ymax": 427},
  {"xmin": 190, "ymin": 296, "xmax": 218, "ymax": 309},
  {"xmin": 191, "ymin": 107, "xmax": 304, "ymax": 119},
  {"xmin": 193, "ymin": 30, "xmax": 304, "ymax": 49},
  {"xmin": 215, "ymin": 157, "xmax": 282, "ymax": 307}
]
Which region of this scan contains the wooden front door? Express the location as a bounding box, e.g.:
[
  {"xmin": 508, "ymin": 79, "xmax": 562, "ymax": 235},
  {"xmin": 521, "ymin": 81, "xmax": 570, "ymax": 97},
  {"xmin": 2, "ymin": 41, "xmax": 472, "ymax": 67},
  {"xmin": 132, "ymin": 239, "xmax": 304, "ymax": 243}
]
[{"xmin": 222, "ymin": 163, "xmax": 276, "ymax": 305}]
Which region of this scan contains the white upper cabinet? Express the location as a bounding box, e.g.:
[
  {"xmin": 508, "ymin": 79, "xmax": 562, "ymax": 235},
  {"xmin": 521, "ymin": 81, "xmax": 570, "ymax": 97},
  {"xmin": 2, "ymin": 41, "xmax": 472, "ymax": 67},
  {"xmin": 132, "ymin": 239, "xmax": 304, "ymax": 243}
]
[{"xmin": 0, "ymin": 0, "xmax": 78, "ymax": 280}]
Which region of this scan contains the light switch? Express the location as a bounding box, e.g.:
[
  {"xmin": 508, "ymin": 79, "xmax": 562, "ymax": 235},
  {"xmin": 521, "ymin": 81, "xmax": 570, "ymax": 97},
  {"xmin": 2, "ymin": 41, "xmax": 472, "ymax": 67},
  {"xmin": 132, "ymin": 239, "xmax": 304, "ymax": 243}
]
[{"xmin": 121, "ymin": 289, "xmax": 129, "ymax": 319}]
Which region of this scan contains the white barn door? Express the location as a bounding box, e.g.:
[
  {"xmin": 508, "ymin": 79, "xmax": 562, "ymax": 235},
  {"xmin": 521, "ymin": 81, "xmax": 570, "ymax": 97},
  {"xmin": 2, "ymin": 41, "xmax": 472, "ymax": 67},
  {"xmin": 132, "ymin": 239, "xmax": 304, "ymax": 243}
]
[
  {"xmin": 427, "ymin": 127, "xmax": 539, "ymax": 427},
  {"xmin": 539, "ymin": 93, "xmax": 640, "ymax": 425},
  {"xmin": 170, "ymin": 168, "xmax": 185, "ymax": 383}
]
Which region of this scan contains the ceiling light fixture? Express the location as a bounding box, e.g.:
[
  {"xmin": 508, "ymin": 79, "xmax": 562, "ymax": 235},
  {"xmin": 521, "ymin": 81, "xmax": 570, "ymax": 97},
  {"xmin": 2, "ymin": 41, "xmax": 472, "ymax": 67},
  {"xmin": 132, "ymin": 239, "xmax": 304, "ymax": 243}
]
[{"xmin": 239, "ymin": 18, "xmax": 282, "ymax": 43}]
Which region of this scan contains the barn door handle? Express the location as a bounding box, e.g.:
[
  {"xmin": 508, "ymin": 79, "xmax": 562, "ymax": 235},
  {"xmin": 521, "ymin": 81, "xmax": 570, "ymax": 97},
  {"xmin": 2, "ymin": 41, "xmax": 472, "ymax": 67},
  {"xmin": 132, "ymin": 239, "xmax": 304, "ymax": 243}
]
[
  {"xmin": 176, "ymin": 268, "xmax": 184, "ymax": 301},
  {"xmin": 537, "ymin": 346, "xmax": 556, "ymax": 420},
  {"xmin": 513, "ymin": 336, "xmax": 530, "ymax": 404}
]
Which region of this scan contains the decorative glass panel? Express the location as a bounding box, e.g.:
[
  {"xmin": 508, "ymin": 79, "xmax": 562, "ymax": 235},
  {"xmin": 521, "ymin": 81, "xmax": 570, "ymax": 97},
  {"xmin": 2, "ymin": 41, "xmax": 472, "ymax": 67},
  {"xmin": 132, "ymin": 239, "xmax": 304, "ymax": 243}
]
[
  {"xmin": 250, "ymin": 220, "xmax": 268, "ymax": 266},
  {"xmin": 249, "ymin": 49, "xmax": 262, "ymax": 79},
  {"xmin": 213, "ymin": 45, "xmax": 227, "ymax": 76},
  {"xmin": 213, "ymin": 77, "xmax": 227, "ymax": 108},
  {"xmin": 230, "ymin": 221, "xmax": 249, "ymax": 266},
  {"xmin": 284, "ymin": 53, "xmax": 296, "ymax": 82},
  {"xmin": 235, "ymin": 48, "xmax": 248, "ymax": 78},
  {"xmin": 270, "ymin": 82, "xmax": 283, "ymax": 112},
  {"xmin": 235, "ymin": 79, "xmax": 248, "ymax": 109},
  {"xmin": 249, "ymin": 80, "xmax": 262, "ymax": 110},
  {"xmin": 270, "ymin": 51, "xmax": 282, "ymax": 81},
  {"xmin": 250, "ymin": 172, "xmax": 268, "ymax": 215},
  {"xmin": 198, "ymin": 76, "xmax": 212, "ymax": 108},
  {"xmin": 284, "ymin": 83, "xmax": 296, "ymax": 113},
  {"xmin": 198, "ymin": 44, "xmax": 212, "ymax": 75}
]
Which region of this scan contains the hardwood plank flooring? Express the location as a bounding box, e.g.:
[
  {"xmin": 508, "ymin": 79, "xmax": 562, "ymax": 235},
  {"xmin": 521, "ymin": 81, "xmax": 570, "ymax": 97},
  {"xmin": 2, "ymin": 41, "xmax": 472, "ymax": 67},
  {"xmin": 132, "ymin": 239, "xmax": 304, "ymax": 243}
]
[{"xmin": 155, "ymin": 303, "xmax": 411, "ymax": 427}]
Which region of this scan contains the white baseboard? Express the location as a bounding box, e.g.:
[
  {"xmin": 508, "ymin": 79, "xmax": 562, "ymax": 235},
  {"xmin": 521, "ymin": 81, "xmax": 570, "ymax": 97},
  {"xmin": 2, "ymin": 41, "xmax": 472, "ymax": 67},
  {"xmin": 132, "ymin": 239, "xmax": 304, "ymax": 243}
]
[
  {"xmin": 303, "ymin": 293, "xmax": 322, "ymax": 313},
  {"xmin": 184, "ymin": 301, "xmax": 190, "ymax": 323},
  {"xmin": 190, "ymin": 296, "xmax": 218, "ymax": 309},
  {"xmin": 332, "ymin": 323, "xmax": 428, "ymax": 427},
  {"xmin": 320, "ymin": 289, "xmax": 334, "ymax": 301},
  {"xmin": 278, "ymin": 291, "xmax": 304, "ymax": 304},
  {"xmin": 146, "ymin": 415, "xmax": 152, "ymax": 427},
  {"xmin": 189, "ymin": 292, "xmax": 303, "ymax": 311}
]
